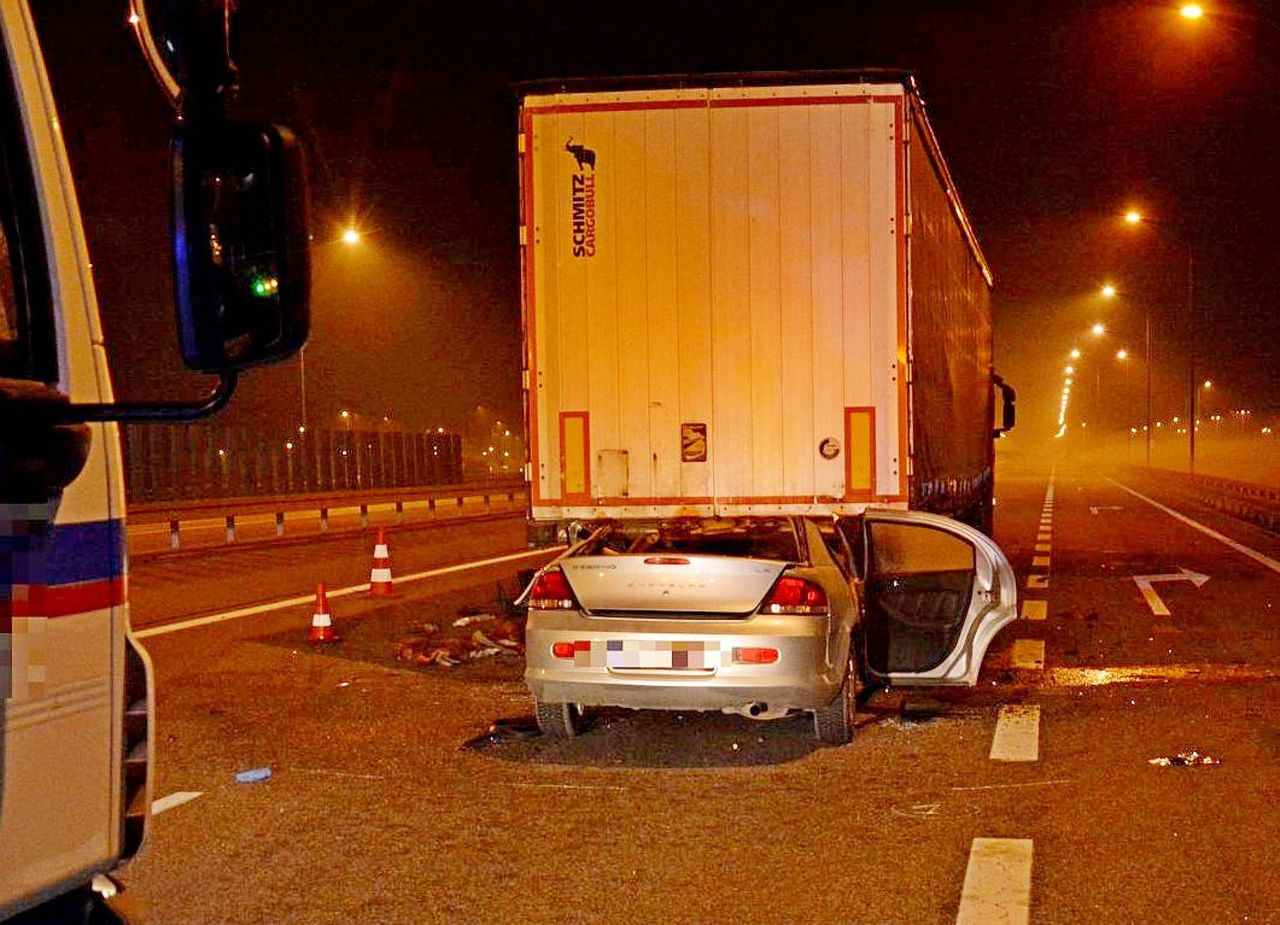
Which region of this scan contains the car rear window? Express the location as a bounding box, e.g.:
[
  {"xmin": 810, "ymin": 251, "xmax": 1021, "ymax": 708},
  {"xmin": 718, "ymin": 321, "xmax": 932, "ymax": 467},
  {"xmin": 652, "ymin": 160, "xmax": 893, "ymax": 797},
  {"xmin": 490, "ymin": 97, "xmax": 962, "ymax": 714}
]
[{"xmin": 574, "ymin": 518, "xmax": 802, "ymax": 562}]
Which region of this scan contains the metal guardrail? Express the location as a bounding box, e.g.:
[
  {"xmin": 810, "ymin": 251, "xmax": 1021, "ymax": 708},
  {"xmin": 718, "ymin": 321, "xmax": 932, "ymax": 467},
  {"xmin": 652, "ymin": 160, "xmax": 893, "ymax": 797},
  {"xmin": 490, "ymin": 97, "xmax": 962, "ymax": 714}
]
[
  {"xmin": 128, "ymin": 479, "xmax": 527, "ymax": 550},
  {"xmin": 1146, "ymin": 469, "xmax": 1280, "ymax": 533}
]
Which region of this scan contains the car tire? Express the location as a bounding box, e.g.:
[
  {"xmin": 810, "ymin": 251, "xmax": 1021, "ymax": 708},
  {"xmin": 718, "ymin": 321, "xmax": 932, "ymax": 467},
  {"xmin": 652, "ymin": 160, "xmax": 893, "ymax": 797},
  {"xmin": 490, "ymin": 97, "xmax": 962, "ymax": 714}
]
[
  {"xmin": 533, "ymin": 696, "xmax": 579, "ymax": 738},
  {"xmin": 813, "ymin": 641, "xmax": 862, "ymax": 745}
]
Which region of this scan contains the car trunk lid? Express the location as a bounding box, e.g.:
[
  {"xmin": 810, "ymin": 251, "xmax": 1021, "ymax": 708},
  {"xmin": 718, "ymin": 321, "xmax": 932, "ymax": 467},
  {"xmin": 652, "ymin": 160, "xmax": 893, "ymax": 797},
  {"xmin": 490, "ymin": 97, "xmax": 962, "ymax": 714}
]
[{"xmin": 558, "ymin": 555, "xmax": 790, "ymax": 617}]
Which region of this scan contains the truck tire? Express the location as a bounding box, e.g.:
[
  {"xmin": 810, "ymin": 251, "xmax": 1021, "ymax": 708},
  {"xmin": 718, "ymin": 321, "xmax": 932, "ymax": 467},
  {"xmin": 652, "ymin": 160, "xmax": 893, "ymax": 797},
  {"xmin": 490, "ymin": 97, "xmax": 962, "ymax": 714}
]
[
  {"xmin": 534, "ymin": 696, "xmax": 580, "ymax": 738},
  {"xmin": 813, "ymin": 642, "xmax": 862, "ymax": 745}
]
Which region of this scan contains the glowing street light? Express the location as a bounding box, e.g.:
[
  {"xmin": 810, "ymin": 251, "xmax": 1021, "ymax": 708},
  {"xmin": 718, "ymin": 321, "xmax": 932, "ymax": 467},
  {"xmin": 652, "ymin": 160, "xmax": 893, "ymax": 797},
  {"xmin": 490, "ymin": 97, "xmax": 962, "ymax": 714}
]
[
  {"xmin": 1180, "ymin": 3, "xmax": 1204, "ymax": 20},
  {"xmin": 1116, "ymin": 348, "xmax": 1129, "ymax": 360},
  {"xmin": 1091, "ymin": 322, "xmax": 1106, "ymax": 336},
  {"xmin": 1202, "ymin": 379, "xmax": 1212, "ymax": 389},
  {"xmin": 342, "ymin": 227, "xmax": 361, "ymax": 245},
  {"xmin": 1101, "ymin": 284, "xmax": 1117, "ymax": 298},
  {"xmin": 1125, "ymin": 210, "xmax": 1143, "ymax": 224},
  {"xmin": 1065, "ymin": 365, "xmax": 1075, "ymax": 375},
  {"xmin": 1070, "ymin": 348, "xmax": 1081, "ymax": 359}
]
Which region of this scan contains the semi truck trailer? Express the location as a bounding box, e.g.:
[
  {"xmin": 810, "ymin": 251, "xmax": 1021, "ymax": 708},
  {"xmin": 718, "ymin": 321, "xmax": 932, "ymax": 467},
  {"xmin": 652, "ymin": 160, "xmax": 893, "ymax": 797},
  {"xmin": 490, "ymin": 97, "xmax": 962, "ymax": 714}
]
[{"xmin": 517, "ymin": 72, "xmax": 1014, "ymax": 541}]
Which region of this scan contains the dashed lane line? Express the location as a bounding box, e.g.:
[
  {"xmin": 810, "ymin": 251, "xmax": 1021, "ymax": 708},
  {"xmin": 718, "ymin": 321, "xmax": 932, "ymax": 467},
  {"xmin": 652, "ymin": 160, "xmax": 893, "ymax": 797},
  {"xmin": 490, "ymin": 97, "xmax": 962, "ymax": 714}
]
[
  {"xmin": 955, "ymin": 838, "xmax": 1034, "ymax": 925},
  {"xmin": 1011, "ymin": 638, "xmax": 1046, "ymax": 670},
  {"xmin": 1031, "ymin": 555, "xmax": 1050, "ymax": 568},
  {"xmin": 1021, "ymin": 600, "xmax": 1047, "ymax": 621},
  {"xmin": 133, "ymin": 547, "xmax": 564, "ymax": 639},
  {"xmin": 989, "ymin": 705, "xmax": 1041, "ymax": 762},
  {"xmin": 1109, "ymin": 479, "xmax": 1280, "ymax": 576}
]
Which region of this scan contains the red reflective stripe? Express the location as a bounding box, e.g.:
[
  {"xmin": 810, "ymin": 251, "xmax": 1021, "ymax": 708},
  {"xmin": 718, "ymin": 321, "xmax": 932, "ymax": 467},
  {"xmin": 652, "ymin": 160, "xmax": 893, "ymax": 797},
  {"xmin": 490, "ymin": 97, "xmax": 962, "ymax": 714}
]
[{"xmin": 10, "ymin": 577, "xmax": 126, "ymax": 618}]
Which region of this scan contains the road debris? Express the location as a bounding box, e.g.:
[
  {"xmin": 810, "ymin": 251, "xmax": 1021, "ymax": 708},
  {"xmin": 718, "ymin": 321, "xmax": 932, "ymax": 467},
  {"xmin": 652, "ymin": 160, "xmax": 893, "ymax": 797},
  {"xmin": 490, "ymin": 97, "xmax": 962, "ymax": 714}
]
[
  {"xmin": 460, "ymin": 716, "xmax": 542, "ymax": 750},
  {"xmin": 235, "ymin": 767, "xmax": 272, "ymax": 784},
  {"xmin": 452, "ymin": 612, "xmax": 498, "ymax": 628},
  {"xmin": 396, "ymin": 608, "xmax": 525, "ymax": 669},
  {"xmin": 1147, "ymin": 750, "xmax": 1223, "ymax": 767}
]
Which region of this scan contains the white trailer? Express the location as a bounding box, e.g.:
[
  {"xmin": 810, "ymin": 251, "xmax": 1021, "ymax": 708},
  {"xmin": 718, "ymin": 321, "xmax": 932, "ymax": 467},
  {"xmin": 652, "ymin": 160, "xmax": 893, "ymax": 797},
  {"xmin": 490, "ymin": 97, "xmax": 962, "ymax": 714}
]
[{"xmin": 518, "ymin": 73, "xmax": 1010, "ymax": 538}]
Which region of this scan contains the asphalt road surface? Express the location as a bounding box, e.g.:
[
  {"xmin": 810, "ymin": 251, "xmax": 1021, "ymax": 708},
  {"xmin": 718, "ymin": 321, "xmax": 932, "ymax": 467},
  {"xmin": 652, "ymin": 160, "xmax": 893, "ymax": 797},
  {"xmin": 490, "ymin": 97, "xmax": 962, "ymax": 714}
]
[{"xmin": 112, "ymin": 457, "xmax": 1279, "ymax": 924}]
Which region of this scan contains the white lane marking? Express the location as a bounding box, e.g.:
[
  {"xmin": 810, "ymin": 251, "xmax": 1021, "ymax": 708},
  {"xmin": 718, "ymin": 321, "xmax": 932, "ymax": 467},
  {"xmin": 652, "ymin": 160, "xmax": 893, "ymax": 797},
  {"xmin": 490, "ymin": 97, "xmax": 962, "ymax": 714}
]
[
  {"xmin": 1109, "ymin": 479, "xmax": 1280, "ymax": 576},
  {"xmin": 151, "ymin": 791, "xmax": 203, "ymax": 816},
  {"xmin": 134, "ymin": 547, "xmax": 564, "ymax": 639},
  {"xmin": 1021, "ymin": 600, "xmax": 1047, "ymax": 621},
  {"xmin": 1011, "ymin": 639, "xmax": 1046, "ymax": 670},
  {"xmin": 1131, "ymin": 568, "xmax": 1210, "ymax": 617},
  {"xmin": 952, "ymin": 778, "xmax": 1069, "ymax": 793},
  {"xmin": 1027, "ymin": 574, "xmax": 1049, "ymax": 589},
  {"xmin": 955, "ymin": 838, "xmax": 1034, "ymax": 925},
  {"xmin": 1031, "ymin": 555, "xmax": 1050, "ymax": 568},
  {"xmin": 989, "ymin": 705, "xmax": 1040, "ymax": 762},
  {"xmin": 1034, "ymin": 542, "xmax": 1051, "ymax": 552}
]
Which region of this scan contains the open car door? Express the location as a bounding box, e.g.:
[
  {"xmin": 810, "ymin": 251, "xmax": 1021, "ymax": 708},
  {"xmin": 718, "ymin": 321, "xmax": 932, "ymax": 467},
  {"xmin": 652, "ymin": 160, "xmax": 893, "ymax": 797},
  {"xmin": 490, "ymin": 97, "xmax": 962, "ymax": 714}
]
[{"xmin": 855, "ymin": 509, "xmax": 1017, "ymax": 686}]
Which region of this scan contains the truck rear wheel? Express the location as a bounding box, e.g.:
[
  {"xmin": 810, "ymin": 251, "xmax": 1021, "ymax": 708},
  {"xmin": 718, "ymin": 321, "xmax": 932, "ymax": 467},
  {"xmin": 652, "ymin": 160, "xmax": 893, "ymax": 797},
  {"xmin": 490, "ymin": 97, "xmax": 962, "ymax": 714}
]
[{"xmin": 533, "ymin": 696, "xmax": 580, "ymax": 738}]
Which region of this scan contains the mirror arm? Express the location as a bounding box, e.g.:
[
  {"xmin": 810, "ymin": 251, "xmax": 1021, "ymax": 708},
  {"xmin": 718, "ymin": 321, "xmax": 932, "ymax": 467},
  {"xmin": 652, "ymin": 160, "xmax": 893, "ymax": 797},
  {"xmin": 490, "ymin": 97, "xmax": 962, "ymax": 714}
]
[
  {"xmin": 992, "ymin": 373, "xmax": 1017, "ymax": 438},
  {"xmin": 49, "ymin": 370, "xmax": 238, "ymax": 423}
]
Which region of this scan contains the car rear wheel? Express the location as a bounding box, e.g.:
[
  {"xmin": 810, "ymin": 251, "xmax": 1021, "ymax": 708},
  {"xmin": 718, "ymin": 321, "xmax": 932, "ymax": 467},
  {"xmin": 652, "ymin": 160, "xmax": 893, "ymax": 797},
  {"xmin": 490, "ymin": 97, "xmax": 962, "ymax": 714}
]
[
  {"xmin": 813, "ymin": 641, "xmax": 862, "ymax": 745},
  {"xmin": 533, "ymin": 696, "xmax": 580, "ymax": 738}
]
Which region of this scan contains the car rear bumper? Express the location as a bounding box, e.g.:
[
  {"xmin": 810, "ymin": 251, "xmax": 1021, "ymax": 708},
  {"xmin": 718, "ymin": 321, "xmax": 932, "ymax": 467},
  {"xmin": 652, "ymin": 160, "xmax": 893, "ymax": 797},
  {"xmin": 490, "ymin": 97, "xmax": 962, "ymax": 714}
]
[{"xmin": 524, "ymin": 610, "xmax": 842, "ymax": 713}]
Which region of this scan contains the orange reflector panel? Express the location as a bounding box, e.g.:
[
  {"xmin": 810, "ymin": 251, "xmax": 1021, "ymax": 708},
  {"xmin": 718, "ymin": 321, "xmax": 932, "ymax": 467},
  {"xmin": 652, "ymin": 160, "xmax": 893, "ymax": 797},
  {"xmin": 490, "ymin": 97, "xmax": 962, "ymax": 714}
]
[{"xmin": 733, "ymin": 647, "xmax": 779, "ymax": 664}]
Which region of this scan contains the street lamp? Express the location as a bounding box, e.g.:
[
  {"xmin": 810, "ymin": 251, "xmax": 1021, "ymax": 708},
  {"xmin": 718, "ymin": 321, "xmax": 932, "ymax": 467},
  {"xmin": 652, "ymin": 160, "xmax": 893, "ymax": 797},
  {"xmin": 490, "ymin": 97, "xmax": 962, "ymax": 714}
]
[
  {"xmin": 1180, "ymin": 3, "xmax": 1204, "ymax": 20},
  {"xmin": 1091, "ymin": 322, "xmax": 1106, "ymax": 336},
  {"xmin": 1101, "ymin": 284, "xmax": 1117, "ymax": 298},
  {"xmin": 342, "ymin": 227, "xmax": 361, "ymax": 245},
  {"xmin": 1070, "ymin": 347, "xmax": 1081, "ymax": 359}
]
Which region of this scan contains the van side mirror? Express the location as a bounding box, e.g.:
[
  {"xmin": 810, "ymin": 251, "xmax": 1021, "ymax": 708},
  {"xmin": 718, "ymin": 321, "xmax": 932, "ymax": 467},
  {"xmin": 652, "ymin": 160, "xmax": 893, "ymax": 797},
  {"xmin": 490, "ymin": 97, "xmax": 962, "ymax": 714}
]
[{"xmin": 173, "ymin": 121, "xmax": 310, "ymax": 372}]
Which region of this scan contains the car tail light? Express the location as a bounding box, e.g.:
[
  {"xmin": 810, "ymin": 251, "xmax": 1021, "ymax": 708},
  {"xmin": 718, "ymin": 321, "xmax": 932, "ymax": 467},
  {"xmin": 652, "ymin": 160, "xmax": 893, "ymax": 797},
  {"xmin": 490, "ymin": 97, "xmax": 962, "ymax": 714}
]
[
  {"xmin": 733, "ymin": 647, "xmax": 780, "ymax": 664},
  {"xmin": 760, "ymin": 575, "xmax": 829, "ymax": 615},
  {"xmin": 528, "ymin": 568, "xmax": 579, "ymax": 610}
]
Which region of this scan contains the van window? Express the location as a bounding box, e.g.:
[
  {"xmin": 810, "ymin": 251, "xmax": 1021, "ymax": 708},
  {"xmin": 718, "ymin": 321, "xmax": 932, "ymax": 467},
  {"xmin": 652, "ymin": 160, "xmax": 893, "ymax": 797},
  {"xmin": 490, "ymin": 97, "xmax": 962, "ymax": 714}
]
[{"xmin": 0, "ymin": 41, "xmax": 55, "ymax": 383}]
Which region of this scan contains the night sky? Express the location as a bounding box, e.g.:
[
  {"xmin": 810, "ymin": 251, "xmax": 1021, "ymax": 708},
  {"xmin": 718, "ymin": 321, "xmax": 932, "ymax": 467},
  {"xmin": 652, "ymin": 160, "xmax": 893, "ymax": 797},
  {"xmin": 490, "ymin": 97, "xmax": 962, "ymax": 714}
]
[{"xmin": 29, "ymin": 1, "xmax": 1280, "ymax": 439}]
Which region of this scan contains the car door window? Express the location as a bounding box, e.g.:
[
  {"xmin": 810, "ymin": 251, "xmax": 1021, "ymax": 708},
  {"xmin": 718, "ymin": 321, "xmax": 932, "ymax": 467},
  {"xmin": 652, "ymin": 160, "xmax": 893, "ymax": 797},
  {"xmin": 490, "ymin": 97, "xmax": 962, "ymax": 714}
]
[
  {"xmin": 813, "ymin": 519, "xmax": 854, "ymax": 578},
  {"xmin": 0, "ymin": 39, "xmax": 55, "ymax": 385},
  {"xmin": 863, "ymin": 521, "xmax": 975, "ymax": 674}
]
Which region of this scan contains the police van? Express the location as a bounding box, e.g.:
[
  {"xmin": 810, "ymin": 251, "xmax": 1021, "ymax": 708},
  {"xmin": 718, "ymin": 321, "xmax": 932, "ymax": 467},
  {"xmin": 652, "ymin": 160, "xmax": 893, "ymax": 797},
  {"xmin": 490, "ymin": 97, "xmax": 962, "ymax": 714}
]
[{"xmin": 0, "ymin": 1, "xmax": 309, "ymax": 918}]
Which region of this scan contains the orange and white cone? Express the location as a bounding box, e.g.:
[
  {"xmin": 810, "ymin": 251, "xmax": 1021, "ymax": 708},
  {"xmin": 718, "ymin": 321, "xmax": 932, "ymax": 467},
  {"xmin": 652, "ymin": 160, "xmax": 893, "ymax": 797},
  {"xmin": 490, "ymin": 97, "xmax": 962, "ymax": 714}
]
[
  {"xmin": 308, "ymin": 583, "xmax": 339, "ymax": 644},
  {"xmin": 369, "ymin": 528, "xmax": 395, "ymax": 598}
]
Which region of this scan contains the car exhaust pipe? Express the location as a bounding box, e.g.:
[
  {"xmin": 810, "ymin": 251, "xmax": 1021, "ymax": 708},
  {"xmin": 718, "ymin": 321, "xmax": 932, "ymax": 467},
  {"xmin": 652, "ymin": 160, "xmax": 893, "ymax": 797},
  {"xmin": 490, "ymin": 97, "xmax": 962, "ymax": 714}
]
[{"xmin": 722, "ymin": 702, "xmax": 790, "ymax": 720}]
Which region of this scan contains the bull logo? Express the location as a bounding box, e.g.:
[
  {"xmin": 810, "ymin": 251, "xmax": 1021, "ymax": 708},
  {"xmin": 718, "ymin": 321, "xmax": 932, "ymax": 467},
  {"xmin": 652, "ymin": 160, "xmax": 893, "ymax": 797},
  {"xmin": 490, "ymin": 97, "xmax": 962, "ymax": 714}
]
[{"xmin": 565, "ymin": 137, "xmax": 596, "ymax": 171}]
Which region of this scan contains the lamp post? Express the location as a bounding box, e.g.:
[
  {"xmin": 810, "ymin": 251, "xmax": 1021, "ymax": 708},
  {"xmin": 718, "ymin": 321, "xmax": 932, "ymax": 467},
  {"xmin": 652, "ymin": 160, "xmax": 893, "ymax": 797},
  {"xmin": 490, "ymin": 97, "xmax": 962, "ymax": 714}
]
[
  {"xmin": 1123, "ymin": 211, "xmax": 1197, "ymax": 473},
  {"xmin": 1102, "ymin": 281, "xmax": 1153, "ymax": 465}
]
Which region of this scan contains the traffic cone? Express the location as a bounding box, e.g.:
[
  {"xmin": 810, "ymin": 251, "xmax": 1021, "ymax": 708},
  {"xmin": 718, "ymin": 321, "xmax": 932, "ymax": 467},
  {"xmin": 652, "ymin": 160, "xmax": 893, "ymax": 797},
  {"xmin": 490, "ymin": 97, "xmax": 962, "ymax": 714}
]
[
  {"xmin": 308, "ymin": 583, "xmax": 339, "ymax": 644},
  {"xmin": 369, "ymin": 528, "xmax": 395, "ymax": 598}
]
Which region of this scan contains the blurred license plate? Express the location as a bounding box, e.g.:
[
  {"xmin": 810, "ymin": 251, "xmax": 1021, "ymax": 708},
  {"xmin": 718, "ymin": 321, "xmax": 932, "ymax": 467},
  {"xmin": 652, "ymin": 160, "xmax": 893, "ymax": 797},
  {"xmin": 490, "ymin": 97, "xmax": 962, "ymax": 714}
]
[{"xmin": 595, "ymin": 640, "xmax": 720, "ymax": 669}]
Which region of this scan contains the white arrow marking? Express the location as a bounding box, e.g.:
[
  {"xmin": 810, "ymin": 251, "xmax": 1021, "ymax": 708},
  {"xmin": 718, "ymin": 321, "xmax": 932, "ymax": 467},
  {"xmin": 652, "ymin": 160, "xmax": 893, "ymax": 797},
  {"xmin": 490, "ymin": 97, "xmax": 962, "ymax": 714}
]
[
  {"xmin": 1132, "ymin": 567, "xmax": 1210, "ymax": 616},
  {"xmin": 1090, "ymin": 505, "xmax": 1123, "ymax": 514}
]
